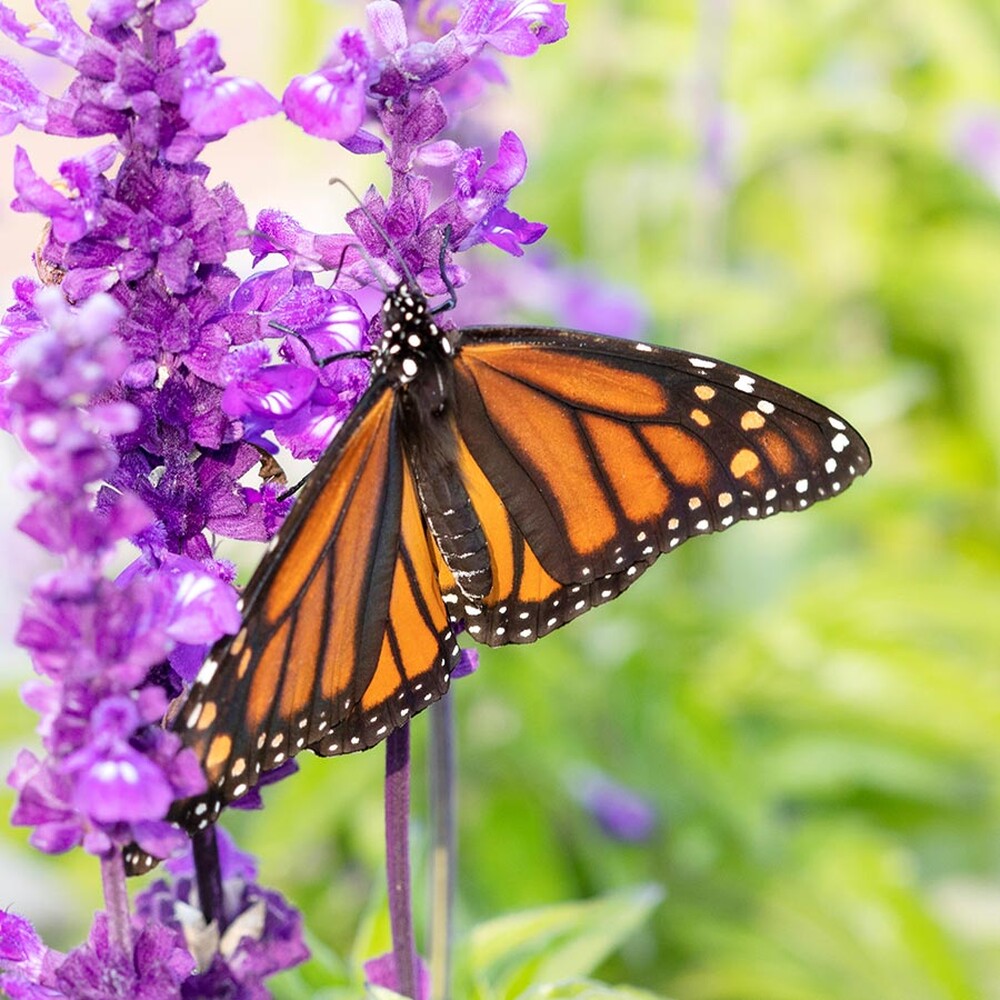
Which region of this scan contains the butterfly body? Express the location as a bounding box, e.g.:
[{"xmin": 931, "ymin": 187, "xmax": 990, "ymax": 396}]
[{"xmin": 154, "ymin": 281, "xmax": 870, "ymax": 843}]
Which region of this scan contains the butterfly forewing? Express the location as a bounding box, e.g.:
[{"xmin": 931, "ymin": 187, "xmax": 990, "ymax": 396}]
[
  {"xmin": 170, "ymin": 382, "xmax": 457, "ymax": 832},
  {"xmin": 447, "ymin": 327, "xmax": 871, "ymax": 645}
]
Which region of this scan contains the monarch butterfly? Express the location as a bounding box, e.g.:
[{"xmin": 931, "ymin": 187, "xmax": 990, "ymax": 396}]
[{"xmin": 124, "ymin": 280, "xmax": 870, "ymax": 871}]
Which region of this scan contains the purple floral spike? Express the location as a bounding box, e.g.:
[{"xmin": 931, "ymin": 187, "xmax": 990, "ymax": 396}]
[
  {"xmin": 0, "ymin": 0, "xmax": 307, "ymax": 992},
  {"xmin": 271, "ymin": 0, "xmax": 565, "ymax": 299},
  {"xmin": 2, "ymin": 0, "xmax": 568, "ymax": 994}
]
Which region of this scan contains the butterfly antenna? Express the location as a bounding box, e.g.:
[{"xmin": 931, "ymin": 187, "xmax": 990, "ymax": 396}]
[
  {"xmin": 268, "ymin": 321, "xmax": 374, "ymax": 368},
  {"xmin": 329, "ymin": 177, "xmax": 415, "ymax": 289},
  {"xmin": 432, "ymin": 223, "xmax": 458, "ymax": 315},
  {"xmin": 329, "ymin": 239, "xmax": 376, "ymax": 292}
]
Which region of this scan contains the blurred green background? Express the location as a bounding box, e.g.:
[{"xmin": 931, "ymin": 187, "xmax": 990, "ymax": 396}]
[{"xmin": 2, "ymin": 1, "xmax": 999, "ymax": 998}]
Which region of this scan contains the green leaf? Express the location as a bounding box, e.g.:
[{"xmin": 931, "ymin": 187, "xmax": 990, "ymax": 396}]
[
  {"xmin": 516, "ymin": 979, "xmax": 673, "ymax": 999},
  {"xmin": 469, "ymin": 885, "xmax": 664, "ymax": 999}
]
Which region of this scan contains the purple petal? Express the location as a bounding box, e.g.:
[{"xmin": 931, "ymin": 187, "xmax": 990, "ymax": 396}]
[
  {"xmin": 162, "ymin": 557, "xmax": 241, "ymax": 644},
  {"xmin": 479, "ymin": 204, "xmax": 546, "ymax": 255},
  {"xmin": 222, "ymin": 363, "xmax": 317, "ymax": 419},
  {"xmin": 181, "ymin": 76, "xmax": 280, "ymax": 136},
  {"xmin": 367, "ymin": 0, "xmax": 409, "ymax": 53},
  {"xmin": 152, "ymin": 0, "xmax": 205, "ymax": 31},
  {"xmin": 339, "ymin": 126, "xmax": 384, "ymax": 155},
  {"xmin": 87, "ymin": 0, "xmax": 142, "ymax": 28},
  {"xmin": 72, "ymin": 748, "xmax": 173, "ymax": 823},
  {"xmin": 89, "ymin": 694, "xmax": 140, "ymax": 740},
  {"xmin": 364, "ymin": 951, "xmax": 432, "ymax": 1000},
  {"xmin": 0, "ymin": 910, "xmax": 45, "ymax": 965},
  {"xmin": 11, "ymin": 147, "xmax": 88, "ymax": 243},
  {"xmin": 480, "ymin": 0, "xmax": 569, "ymax": 56},
  {"xmin": 417, "ymin": 139, "xmax": 463, "ymax": 167},
  {"xmin": 283, "ymin": 69, "xmax": 367, "ymax": 142},
  {"xmin": 482, "ymin": 129, "xmax": 528, "ymax": 193},
  {"xmin": 131, "ymin": 818, "xmax": 190, "ymax": 862},
  {"xmin": 452, "ymin": 648, "xmax": 479, "ymax": 679},
  {"xmin": 0, "ymin": 58, "xmax": 49, "ymax": 134}
]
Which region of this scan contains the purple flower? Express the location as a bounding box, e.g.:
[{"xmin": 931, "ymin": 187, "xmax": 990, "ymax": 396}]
[
  {"xmin": 574, "ymin": 771, "xmax": 658, "ymax": 843},
  {"xmin": 364, "ymin": 950, "xmax": 433, "ymax": 1000},
  {"xmin": 283, "ymin": 29, "xmax": 372, "ymax": 143},
  {"xmin": 952, "ymin": 106, "xmax": 1000, "ymax": 195},
  {"xmin": 178, "ymin": 31, "xmax": 281, "ymax": 137},
  {"xmin": 0, "ymin": 909, "xmax": 193, "ymax": 1000},
  {"xmin": 134, "ymin": 830, "xmax": 308, "ymax": 997},
  {"xmin": 1, "ymin": 0, "xmax": 306, "ymax": 990},
  {"xmin": 459, "ymin": 0, "xmax": 569, "ymax": 56},
  {"xmin": 269, "ymin": 0, "xmax": 563, "ymax": 301},
  {"xmin": 2, "ymin": 0, "xmax": 569, "ymax": 994},
  {"xmin": 448, "ymin": 250, "xmax": 649, "ymax": 339}
]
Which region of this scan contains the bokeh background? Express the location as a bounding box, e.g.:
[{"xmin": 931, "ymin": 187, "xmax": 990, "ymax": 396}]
[{"xmin": 2, "ymin": 2, "xmax": 999, "ymax": 998}]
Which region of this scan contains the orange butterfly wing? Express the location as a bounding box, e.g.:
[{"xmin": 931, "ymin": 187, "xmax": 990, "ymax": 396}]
[
  {"xmin": 446, "ymin": 328, "xmax": 871, "ymax": 645},
  {"xmin": 170, "ymin": 386, "xmax": 458, "ymax": 832}
]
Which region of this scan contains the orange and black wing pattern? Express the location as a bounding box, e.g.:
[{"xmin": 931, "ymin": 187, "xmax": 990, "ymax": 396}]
[
  {"xmin": 168, "ymin": 383, "xmax": 459, "ymax": 834},
  {"xmin": 447, "ymin": 327, "xmax": 871, "ymax": 645}
]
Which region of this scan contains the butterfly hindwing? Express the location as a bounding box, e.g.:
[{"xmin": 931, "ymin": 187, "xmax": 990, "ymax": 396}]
[{"xmin": 448, "ymin": 327, "xmax": 871, "ymax": 646}]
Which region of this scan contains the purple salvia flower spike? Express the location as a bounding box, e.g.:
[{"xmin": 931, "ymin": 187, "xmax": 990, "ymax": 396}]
[{"xmin": 2, "ymin": 0, "xmax": 567, "ymax": 993}]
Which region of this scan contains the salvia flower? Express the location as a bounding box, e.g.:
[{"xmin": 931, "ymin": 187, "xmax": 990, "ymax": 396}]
[
  {"xmin": 0, "ymin": 908, "xmax": 194, "ymax": 1000},
  {"xmin": 0, "ymin": 0, "xmax": 303, "ymax": 990},
  {"xmin": 134, "ymin": 830, "xmax": 308, "ymax": 999},
  {"xmin": 2, "ymin": 0, "xmax": 567, "ymax": 992}
]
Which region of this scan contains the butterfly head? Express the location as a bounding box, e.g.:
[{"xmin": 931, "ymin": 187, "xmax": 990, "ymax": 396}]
[{"xmin": 373, "ymin": 281, "xmax": 453, "ymax": 386}]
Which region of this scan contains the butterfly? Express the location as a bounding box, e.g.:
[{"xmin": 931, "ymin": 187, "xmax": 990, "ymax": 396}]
[{"xmin": 123, "ymin": 279, "xmax": 870, "ymax": 872}]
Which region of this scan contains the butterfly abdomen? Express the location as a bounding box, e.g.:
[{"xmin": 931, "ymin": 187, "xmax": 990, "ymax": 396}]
[{"xmin": 398, "ymin": 360, "xmax": 493, "ymax": 601}]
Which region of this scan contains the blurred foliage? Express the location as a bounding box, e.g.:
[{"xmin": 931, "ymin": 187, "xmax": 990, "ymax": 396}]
[{"xmin": 3, "ymin": 0, "xmax": 1000, "ymax": 997}]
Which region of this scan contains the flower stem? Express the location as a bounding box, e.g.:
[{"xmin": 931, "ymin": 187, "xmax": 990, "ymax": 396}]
[
  {"xmin": 428, "ymin": 696, "xmax": 456, "ymax": 1000},
  {"xmin": 690, "ymin": 0, "xmax": 732, "ymax": 267},
  {"xmin": 100, "ymin": 849, "xmax": 131, "ymax": 956},
  {"xmin": 193, "ymin": 824, "xmax": 226, "ymax": 930},
  {"xmin": 386, "ymin": 724, "xmax": 417, "ymax": 999}
]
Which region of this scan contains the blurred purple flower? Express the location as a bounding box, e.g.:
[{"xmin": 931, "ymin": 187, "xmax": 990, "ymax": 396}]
[
  {"xmin": 952, "ymin": 107, "xmax": 1000, "ymax": 195},
  {"xmin": 448, "ymin": 250, "xmax": 649, "ymax": 339},
  {"xmin": 4, "ymin": 289, "xmax": 207, "ymax": 862},
  {"xmin": 574, "ymin": 771, "xmax": 658, "ymax": 843},
  {"xmin": 364, "ymin": 950, "xmax": 433, "ymax": 999}
]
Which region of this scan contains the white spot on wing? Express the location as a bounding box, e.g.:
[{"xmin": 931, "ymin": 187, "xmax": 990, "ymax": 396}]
[{"xmin": 197, "ymin": 659, "xmax": 218, "ymax": 685}]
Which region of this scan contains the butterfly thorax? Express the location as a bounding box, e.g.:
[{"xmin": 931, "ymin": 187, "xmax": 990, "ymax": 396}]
[{"xmin": 372, "ymin": 281, "xmax": 454, "ymax": 386}]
